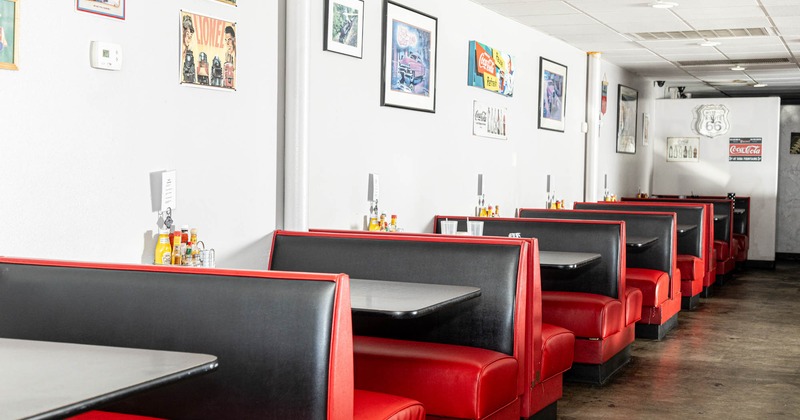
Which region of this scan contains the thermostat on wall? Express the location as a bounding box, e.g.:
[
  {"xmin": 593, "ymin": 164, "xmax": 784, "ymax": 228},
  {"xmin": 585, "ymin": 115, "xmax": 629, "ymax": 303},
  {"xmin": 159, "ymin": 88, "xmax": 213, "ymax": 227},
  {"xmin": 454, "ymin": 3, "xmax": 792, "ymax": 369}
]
[{"xmin": 90, "ymin": 41, "xmax": 123, "ymax": 71}]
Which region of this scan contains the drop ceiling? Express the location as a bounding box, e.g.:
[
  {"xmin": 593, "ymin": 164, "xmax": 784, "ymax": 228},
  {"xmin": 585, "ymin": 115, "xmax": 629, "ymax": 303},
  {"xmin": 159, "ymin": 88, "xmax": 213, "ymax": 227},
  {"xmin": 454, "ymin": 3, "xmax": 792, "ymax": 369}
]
[{"xmin": 471, "ymin": 0, "xmax": 800, "ymax": 101}]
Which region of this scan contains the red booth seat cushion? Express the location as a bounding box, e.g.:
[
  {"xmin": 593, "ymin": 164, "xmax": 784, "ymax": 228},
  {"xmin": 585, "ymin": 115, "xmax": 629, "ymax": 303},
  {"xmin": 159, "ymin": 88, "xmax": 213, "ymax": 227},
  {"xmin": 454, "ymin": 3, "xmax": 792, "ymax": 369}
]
[
  {"xmin": 68, "ymin": 412, "xmax": 161, "ymax": 420},
  {"xmin": 625, "ymin": 287, "xmax": 643, "ymax": 326},
  {"xmin": 734, "ymin": 234, "xmax": 748, "ymax": 261},
  {"xmin": 714, "ymin": 240, "xmax": 731, "ymax": 261},
  {"xmin": 540, "ymin": 323, "xmax": 575, "ymax": 380},
  {"xmin": 541, "ymin": 291, "xmax": 623, "ymax": 339},
  {"xmin": 627, "ymin": 268, "xmax": 669, "ymax": 307},
  {"xmin": 677, "ymin": 254, "xmax": 704, "ymax": 281},
  {"xmin": 353, "ymin": 336, "xmax": 518, "ymax": 420},
  {"xmin": 354, "ymin": 389, "xmax": 426, "ymax": 420}
]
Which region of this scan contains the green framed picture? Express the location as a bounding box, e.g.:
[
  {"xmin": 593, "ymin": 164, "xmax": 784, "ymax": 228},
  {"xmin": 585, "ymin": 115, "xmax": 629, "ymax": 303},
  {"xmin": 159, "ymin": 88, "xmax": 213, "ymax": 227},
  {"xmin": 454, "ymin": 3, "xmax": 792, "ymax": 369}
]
[{"xmin": 0, "ymin": 0, "xmax": 19, "ymax": 70}]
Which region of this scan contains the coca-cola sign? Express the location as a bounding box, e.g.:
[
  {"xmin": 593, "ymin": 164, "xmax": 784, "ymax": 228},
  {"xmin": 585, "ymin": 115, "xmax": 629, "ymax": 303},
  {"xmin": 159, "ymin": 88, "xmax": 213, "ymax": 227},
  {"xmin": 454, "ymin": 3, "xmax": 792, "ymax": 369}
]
[{"xmin": 729, "ymin": 137, "xmax": 762, "ymax": 162}]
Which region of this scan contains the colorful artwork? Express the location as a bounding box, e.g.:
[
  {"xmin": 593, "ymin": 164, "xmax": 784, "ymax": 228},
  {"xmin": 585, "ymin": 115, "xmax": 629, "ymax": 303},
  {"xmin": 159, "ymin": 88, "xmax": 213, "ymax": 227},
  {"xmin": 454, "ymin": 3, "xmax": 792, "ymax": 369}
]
[
  {"xmin": 77, "ymin": 0, "xmax": 126, "ymax": 20},
  {"xmin": 180, "ymin": 11, "xmax": 236, "ymax": 91},
  {"xmin": 0, "ymin": 0, "xmax": 18, "ymax": 70},
  {"xmin": 538, "ymin": 57, "xmax": 567, "ymax": 132},
  {"xmin": 381, "ymin": 1, "xmax": 437, "ymax": 112},
  {"xmin": 324, "ymin": 0, "xmax": 364, "ymax": 58},
  {"xmin": 390, "ymin": 20, "xmax": 431, "ymax": 95},
  {"xmin": 468, "ymin": 41, "xmax": 514, "ymax": 97}
]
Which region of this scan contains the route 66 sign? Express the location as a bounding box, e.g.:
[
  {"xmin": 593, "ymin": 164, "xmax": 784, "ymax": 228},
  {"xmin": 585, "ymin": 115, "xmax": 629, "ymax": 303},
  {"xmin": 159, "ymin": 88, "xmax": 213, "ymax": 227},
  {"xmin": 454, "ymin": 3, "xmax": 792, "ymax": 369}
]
[{"xmin": 694, "ymin": 104, "xmax": 730, "ymax": 138}]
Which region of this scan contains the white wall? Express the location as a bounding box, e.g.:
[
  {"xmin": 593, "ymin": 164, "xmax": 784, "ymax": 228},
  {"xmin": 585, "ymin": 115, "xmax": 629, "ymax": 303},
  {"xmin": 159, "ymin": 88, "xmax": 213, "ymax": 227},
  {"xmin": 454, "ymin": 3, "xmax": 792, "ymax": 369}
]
[
  {"xmin": 305, "ymin": 0, "xmax": 589, "ymax": 232},
  {"xmin": 778, "ymin": 105, "xmax": 800, "ymax": 254},
  {"xmin": 0, "ymin": 2, "xmax": 279, "ymax": 268},
  {"xmin": 653, "ymin": 97, "xmax": 781, "ymax": 262},
  {"xmin": 596, "ymin": 60, "xmax": 656, "ymax": 198}
]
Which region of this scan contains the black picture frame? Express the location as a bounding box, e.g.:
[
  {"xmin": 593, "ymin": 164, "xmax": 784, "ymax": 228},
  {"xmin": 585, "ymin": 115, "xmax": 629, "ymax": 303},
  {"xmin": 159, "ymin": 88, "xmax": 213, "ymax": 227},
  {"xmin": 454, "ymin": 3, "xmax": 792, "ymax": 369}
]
[
  {"xmin": 616, "ymin": 84, "xmax": 638, "ymax": 154},
  {"xmin": 323, "ymin": 0, "xmax": 364, "ymax": 58},
  {"xmin": 538, "ymin": 57, "xmax": 568, "ymax": 132},
  {"xmin": 380, "ymin": 0, "xmax": 438, "ymax": 113}
]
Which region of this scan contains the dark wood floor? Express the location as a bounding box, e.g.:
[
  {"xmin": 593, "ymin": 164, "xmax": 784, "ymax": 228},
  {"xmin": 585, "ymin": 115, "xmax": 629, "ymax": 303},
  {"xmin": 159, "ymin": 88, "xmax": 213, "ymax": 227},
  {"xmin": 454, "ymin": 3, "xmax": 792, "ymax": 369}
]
[{"xmin": 558, "ymin": 261, "xmax": 800, "ymax": 419}]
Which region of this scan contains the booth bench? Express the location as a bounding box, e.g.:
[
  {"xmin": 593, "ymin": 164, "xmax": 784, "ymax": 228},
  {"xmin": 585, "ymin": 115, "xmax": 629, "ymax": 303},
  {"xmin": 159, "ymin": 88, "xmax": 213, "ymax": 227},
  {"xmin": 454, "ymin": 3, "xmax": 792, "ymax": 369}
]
[
  {"xmin": 517, "ymin": 208, "xmax": 681, "ymax": 340},
  {"xmin": 0, "ymin": 257, "xmax": 423, "ymax": 420},
  {"xmin": 269, "ymin": 230, "xmax": 574, "ymax": 420},
  {"xmin": 434, "ymin": 216, "xmax": 641, "ymax": 385}
]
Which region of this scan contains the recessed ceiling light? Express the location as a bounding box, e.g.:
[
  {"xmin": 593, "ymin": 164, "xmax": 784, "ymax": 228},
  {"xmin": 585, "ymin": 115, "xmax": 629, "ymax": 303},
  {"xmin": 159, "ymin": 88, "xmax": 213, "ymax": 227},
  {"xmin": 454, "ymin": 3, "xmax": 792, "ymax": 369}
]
[
  {"xmin": 699, "ymin": 41, "xmax": 720, "ymax": 47},
  {"xmin": 753, "ymin": 83, "xmax": 768, "ymax": 88},
  {"xmin": 651, "ymin": 1, "xmax": 678, "ymax": 9},
  {"xmin": 730, "ymin": 65, "xmax": 746, "ymax": 71}
]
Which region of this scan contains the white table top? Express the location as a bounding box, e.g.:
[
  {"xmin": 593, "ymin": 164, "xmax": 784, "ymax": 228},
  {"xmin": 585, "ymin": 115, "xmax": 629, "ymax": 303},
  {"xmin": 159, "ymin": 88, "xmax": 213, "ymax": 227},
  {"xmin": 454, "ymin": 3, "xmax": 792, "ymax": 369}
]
[
  {"xmin": 0, "ymin": 338, "xmax": 218, "ymax": 420},
  {"xmin": 350, "ymin": 278, "xmax": 481, "ymax": 319}
]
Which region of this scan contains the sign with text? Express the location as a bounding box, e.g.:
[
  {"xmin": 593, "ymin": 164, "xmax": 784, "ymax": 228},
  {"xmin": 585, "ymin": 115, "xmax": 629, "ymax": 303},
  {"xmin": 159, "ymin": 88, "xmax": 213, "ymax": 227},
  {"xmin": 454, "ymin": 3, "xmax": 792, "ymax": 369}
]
[
  {"xmin": 468, "ymin": 41, "xmax": 514, "ymax": 97},
  {"xmin": 473, "ymin": 101, "xmax": 507, "ymax": 140},
  {"xmin": 729, "ymin": 137, "xmax": 762, "ymax": 162}
]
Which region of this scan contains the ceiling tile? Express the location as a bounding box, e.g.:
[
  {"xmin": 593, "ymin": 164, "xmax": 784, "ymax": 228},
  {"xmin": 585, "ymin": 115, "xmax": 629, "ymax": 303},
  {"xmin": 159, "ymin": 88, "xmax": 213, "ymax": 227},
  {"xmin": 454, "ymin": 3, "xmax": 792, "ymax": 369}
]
[
  {"xmin": 484, "ymin": 1, "xmax": 578, "ymax": 16},
  {"xmin": 681, "ymin": 17, "xmax": 772, "ymax": 30}
]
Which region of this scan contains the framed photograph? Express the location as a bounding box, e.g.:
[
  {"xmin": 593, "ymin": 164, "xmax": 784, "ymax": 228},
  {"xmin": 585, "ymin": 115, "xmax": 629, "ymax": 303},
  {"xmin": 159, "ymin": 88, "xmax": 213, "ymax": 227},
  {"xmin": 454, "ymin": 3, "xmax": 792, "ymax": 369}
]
[
  {"xmin": 790, "ymin": 133, "xmax": 800, "ymax": 155},
  {"xmin": 180, "ymin": 11, "xmax": 237, "ymax": 91},
  {"xmin": 642, "ymin": 112, "xmax": 650, "ymax": 147},
  {"xmin": 616, "ymin": 85, "xmax": 638, "ymax": 154},
  {"xmin": 667, "ymin": 137, "xmax": 699, "ymax": 162},
  {"xmin": 0, "ymin": 0, "xmax": 18, "ymax": 70},
  {"xmin": 77, "ymin": 0, "xmax": 126, "ymax": 20},
  {"xmin": 324, "ymin": 0, "xmax": 364, "ymax": 58},
  {"xmin": 381, "ymin": 1, "xmax": 438, "ymax": 113},
  {"xmin": 538, "ymin": 57, "xmax": 567, "ymax": 132}
]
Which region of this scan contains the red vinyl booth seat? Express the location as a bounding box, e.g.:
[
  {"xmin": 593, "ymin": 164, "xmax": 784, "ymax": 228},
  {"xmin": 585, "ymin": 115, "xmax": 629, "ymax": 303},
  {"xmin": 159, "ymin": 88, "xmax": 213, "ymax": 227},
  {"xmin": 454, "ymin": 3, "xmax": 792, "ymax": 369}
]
[
  {"xmin": 540, "ymin": 323, "xmax": 575, "ymax": 380},
  {"xmin": 354, "ymin": 336, "xmax": 518, "ymax": 420},
  {"xmin": 677, "ymin": 254, "xmax": 704, "ymax": 281},
  {"xmin": 627, "ymin": 268, "xmax": 669, "ymax": 307},
  {"xmin": 541, "ymin": 292, "xmax": 623, "ymax": 342},
  {"xmin": 353, "ymin": 389, "xmax": 426, "ymax": 420},
  {"xmin": 734, "ymin": 233, "xmax": 748, "ymax": 262}
]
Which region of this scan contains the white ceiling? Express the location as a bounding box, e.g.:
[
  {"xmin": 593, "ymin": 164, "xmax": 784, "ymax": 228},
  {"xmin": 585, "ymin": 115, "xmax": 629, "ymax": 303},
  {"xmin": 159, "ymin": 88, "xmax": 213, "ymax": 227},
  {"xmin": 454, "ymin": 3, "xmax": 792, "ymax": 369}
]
[{"xmin": 472, "ymin": 0, "xmax": 800, "ymax": 101}]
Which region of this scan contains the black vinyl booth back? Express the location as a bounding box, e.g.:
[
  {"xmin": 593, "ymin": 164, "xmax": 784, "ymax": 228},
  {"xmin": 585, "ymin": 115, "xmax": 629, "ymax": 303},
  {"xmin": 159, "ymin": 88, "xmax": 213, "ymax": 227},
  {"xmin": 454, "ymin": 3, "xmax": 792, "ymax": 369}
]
[
  {"xmin": 575, "ymin": 203, "xmax": 705, "ymax": 260},
  {"xmin": 269, "ymin": 233, "xmax": 522, "ymax": 356},
  {"xmin": 518, "ymin": 209, "xmax": 675, "ymax": 280},
  {"xmin": 434, "ymin": 217, "xmax": 623, "ymax": 300},
  {"xmin": 0, "ymin": 262, "xmax": 337, "ymax": 420}
]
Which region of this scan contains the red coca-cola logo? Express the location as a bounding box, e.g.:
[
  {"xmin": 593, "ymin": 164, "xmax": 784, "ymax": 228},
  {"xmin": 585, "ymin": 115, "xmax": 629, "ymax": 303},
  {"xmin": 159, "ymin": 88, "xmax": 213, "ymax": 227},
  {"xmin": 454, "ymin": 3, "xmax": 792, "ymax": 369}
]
[
  {"xmin": 478, "ymin": 52, "xmax": 495, "ymax": 76},
  {"xmin": 729, "ymin": 144, "xmax": 761, "ymax": 156}
]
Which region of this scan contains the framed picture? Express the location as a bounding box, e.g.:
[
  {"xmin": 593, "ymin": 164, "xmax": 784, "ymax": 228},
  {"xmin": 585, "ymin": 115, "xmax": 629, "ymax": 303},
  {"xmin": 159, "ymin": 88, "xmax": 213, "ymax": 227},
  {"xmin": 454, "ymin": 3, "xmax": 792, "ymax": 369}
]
[
  {"xmin": 667, "ymin": 137, "xmax": 699, "ymax": 162},
  {"xmin": 791, "ymin": 133, "xmax": 800, "ymax": 154},
  {"xmin": 77, "ymin": 0, "xmax": 126, "ymax": 20},
  {"xmin": 538, "ymin": 57, "xmax": 567, "ymax": 132},
  {"xmin": 324, "ymin": 0, "xmax": 364, "ymax": 58},
  {"xmin": 381, "ymin": 1, "xmax": 438, "ymax": 113},
  {"xmin": 180, "ymin": 11, "xmax": 237, "ymax": 91},
  {"xmin": 0, "ymin": 0, "xmax": 19, "ymax": 70},
  {"xmin": 616, "ymin": 85, "xmax": 638, "ymax": 154},
  {"xmin": 642, "ymin": 112, "xmax": 650, "ymax": 147}
]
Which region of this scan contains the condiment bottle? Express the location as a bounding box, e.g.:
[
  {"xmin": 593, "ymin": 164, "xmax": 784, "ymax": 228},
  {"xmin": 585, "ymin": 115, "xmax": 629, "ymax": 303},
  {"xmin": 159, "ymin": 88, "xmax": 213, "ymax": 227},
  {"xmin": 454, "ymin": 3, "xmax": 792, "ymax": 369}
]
[
  {"xmin": 180, "ymin": 225, "xmax": 189, "ymax": 244},
  {"xmin": 154, "ymin": 228, "xmax": 172, "ymax": 265},
  {"xmin": 171, "ymin": 233, "xmax": 183, "ymax": 265},
  {"xmin": 390, "ymin": 215, "xmax": 397, "ymax": 231}
]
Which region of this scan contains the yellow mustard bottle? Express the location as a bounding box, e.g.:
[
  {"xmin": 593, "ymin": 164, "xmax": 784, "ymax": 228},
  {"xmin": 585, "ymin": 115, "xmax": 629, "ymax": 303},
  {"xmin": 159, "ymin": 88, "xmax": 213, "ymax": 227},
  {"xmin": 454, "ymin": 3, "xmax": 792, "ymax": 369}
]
[{"xmin": 154, "ymin": 228, "xmax": 172, "ymax": 265}]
